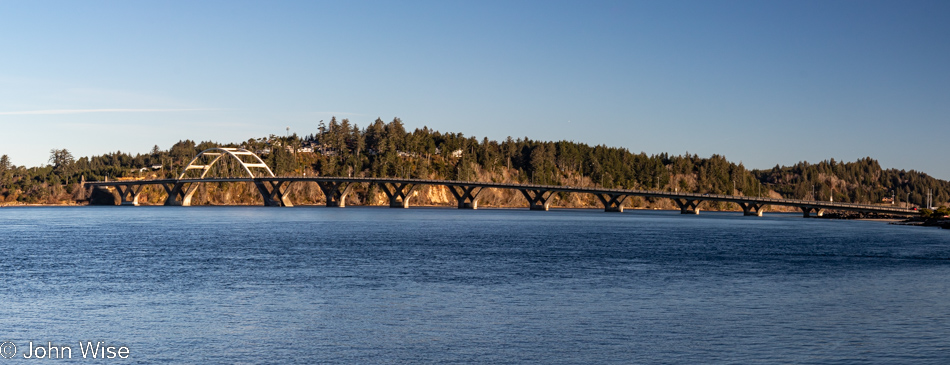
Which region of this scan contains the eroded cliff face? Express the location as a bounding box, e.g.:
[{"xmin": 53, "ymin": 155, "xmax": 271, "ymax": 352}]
[{"xmin": 423, "ymin": 185, "xmax": 450, "ymax": 205}]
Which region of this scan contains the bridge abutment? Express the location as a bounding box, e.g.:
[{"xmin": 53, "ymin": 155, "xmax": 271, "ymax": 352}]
[
  {"xmin": 519, "ymin": 189, "xmax": 556, "ymax": 211},
  {"xmin": 448, "ymin": 185, "xmax": 486, "ymax": 209},
  {"xmin": 673, "ymin": 199, "xmax": 702, "ymax": 214},
  {"xmin": 88, "ymin": 186, "xmax": 119, "ymax": 205},
  {"xmin": 596, "ymin": 193, "xmax": 629, "ymax": 212},
  {"xmin": 378, "ymin": 182, "xmax": 419, "ymax": 208}
]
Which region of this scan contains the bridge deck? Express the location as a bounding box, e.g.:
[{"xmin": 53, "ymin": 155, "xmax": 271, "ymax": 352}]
[{"xmin": 85, "ymin": 177, "xmax": 918, "ymax": 215}]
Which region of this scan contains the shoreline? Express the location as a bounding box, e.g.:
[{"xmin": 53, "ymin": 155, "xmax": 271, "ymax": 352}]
[{"xmin": 855, "ymin": 218, "xmax": 902, "ymax": 223}]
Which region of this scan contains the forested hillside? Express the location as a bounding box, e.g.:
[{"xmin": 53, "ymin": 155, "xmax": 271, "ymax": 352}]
[{"xmin": 1, "ymin": 117, "xmax": 948, "ymax": 208}]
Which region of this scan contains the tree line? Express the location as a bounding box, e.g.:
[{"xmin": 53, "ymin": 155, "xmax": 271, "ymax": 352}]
[{"xmin": 1, "ymin": 117, "xmax": 947, "ymax": 208}]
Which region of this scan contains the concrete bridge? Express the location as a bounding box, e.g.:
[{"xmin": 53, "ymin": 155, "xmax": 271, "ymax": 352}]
[{"xmin": 84, "ymin": 148, "xmax": 919, "ymax": 218}]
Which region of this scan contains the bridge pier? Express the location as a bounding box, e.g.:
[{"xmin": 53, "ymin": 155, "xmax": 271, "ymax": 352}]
[
  {"xmin": 737, "ymin": 202, "xmax": 768, "ymax": 216},
  {"xmin": 255, "ymin": 180, "xmax": 294, "ymax": 207},
  {"xmin": 519, "ymin": 189, "xmax": 556, "ymax": 211},
  {"xmin": 378, "ymin": 182, "xmax": 420, "ymax": 208},
  {"xmin": 595, "ymin": 193, "xmax": 629, "ymax": 212},
  {"xmin": 801, "ymin": 206, "xmax": 825, "ymax": 218},
  {"xmin": 175, "ymin": 182, "xmax": 206, "ymax": 206},
  {"xmin": 162, "ymin": 182, "xmax": 187, "ymax": 206},
  {"xmin": 113, "ymin": 184, "xmax": 145, "ymax": 206},
  {"xmin": 673, "ymin": 199, "xmax": 702, "ymax": 214},
  {"xmin": 447, "ymin": 185, "xmax": 486, "ymax": 209},
  {"xmin": 317, "ymin": 181, "xmax": 356, "ymax": 207}
]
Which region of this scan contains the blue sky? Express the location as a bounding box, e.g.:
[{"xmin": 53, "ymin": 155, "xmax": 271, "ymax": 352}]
[{"xmin": 2, "ymin": 1, "xmax": 948, "ymax": 178}]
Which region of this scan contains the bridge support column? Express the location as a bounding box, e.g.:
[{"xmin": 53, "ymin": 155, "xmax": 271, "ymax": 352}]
[
  {"xmin": 378, "ymin": 182, "xmax": 420, "ymax": 208},
  {"xmin": 254, "ymin": 180, "xmax": 293, "ymax": 207},
  {"xmin": 113, "ymin": 184, "xmax": 144, "ymax": 206},
  {"xmin": 162, "ymin": 182, "xmax": 188, "ymax": 206},
  {"xmin": 801, "ymin": 207, "xmax": 825, "ymax": 218},
  {"xmin": 673, "ymin": 199, "xmax": 702, "ymax": 214},
  {"xmin": 596, "ymin": 193, "xmax": 629, "ymax": 212},
  {"xmin": 317, "ymin": 181, "xmax": 356, "ymax": 207},
  {"xmin": 519, "ymin": 189, "xmax": 556, "ymax": 211},
  {"xmin": 737, "ymin": 202, "xmax": 768, "ymax": 216},
  {"xmin": 174, "ymin": 182, "xmax": 206, "ymax": 206},
  {"xmin": 447, "ymin": 185, "xmax": 486, "ymax": 209}
]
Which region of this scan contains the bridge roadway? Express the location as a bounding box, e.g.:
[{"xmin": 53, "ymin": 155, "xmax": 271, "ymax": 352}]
[{"xmin": 85, "ymin": 177, "xmax": 919, "ymax": 218}]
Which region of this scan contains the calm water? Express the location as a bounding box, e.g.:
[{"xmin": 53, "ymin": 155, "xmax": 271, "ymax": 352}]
[{"xmin": 1, "ymin": 206, "xmax": 949, "ymax": 364}]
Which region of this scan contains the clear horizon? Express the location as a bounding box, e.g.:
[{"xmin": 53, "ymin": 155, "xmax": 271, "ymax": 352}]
[{"xmin": 2, "ymin": 1, "xmax": 948, "ymax": 179}]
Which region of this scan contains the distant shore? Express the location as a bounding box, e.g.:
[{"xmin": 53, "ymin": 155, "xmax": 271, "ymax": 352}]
[{"xmin": 892, "ymin": 217, "xmax": 950, "ymax": 229}]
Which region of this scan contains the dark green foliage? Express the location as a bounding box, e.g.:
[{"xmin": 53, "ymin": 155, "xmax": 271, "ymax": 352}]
[
  {"xmin": 755, "ymin": 157, "xmax": 950, "ymax": 206},
  {"xmin": 2, "ymin": 118, "xmax": 948, "ymax": 207},
  {"xmin": 921, "ymin": 206, "xmax": 950, "ymax": 219}
]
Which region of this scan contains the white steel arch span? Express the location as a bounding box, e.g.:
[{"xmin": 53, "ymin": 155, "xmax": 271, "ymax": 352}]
[{"xmin": 178, "ymin": 147, "xmax": 275, "ymax": 179}]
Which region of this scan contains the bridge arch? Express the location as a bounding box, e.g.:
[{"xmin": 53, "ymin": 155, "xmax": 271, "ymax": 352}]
[{"xmin": 178, "ymin": 147, "xmax": 275, "ymax": 179}]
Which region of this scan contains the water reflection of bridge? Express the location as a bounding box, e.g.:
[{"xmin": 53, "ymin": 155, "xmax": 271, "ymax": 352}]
[{"xmin": 83, "ymin": 148, "xmax": 918, "ymax": 218}]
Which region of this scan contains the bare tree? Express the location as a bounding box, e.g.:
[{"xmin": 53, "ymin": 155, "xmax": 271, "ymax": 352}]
[{"xmin": 49, "ymin": 148, "xmax": 75, "ymax": 171}]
